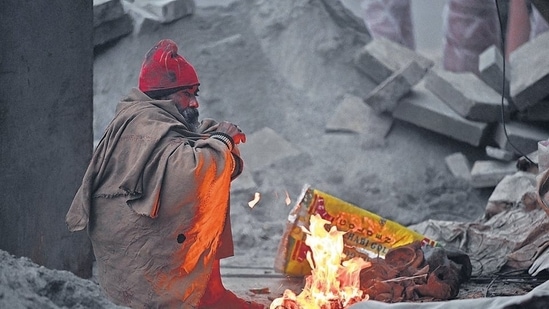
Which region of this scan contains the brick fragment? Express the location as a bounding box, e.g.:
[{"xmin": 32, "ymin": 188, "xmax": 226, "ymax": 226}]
[
  {"xmin": 354, "ymin": 37, "xmax": 434, "ymax": 84},
  {"xmin": 493, "ymin": 121, "xmax": 549, "ymax": 155},
  {"xmin": 445, "ymin": 153, "xmax": 472, "ymax": 181},
  {"xmin": 123, "ymin": 0, "xmax": 162, "ymax": 35},
  {"xmin": 485, "ymin": 146, "xmax": 515, "ymax": 161},
  {"xmin": 93, "ymin": 0, "xmax": 133, "ymax": 47},
  {"xmin": 94, "ymin": 0, "xmax": 126, "ymax": 27},
  {"xmin": 363, "ymin": 61, "xmax": 426, "ymax": 114},
  {"xmin": 478, "ymin": 45, "xmax": 510, "ymax": 99},
  {"xmin": 393, "ymin": 82, "xmax": 489, "ymax": 147},
  {"xmin": 517, "ymin": 100, "xmax": 549, "ymax": 122},
  {"xmin": 470, "ymin": 160, "xmax": 517, "ymax": 188},
  {"xmin": 424, "ymin": 69, "xmax": 510, "ymax": 122},
  {"xmin": 93, "ymin": 14, "xmax": 133, "ymax": 47},
  {"xmin": 134, "ymin": 0, "xmax": 195, "ymax": 23}
]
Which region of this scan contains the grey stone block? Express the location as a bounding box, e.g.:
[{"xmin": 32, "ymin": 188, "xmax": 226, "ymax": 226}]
[
  {"xmin": 238, "ymin": 127, "xmax": 304, "ymax": 171},
  {"xmin": 93, "ymin": 14, "xmax": 133, "ymax": 47},
  {"xmin": 393, "ymin": 81, "xmax": 489, "ymax": 147},
  {"xmin": 424, "ymin": 69, "xmax": 510, "ymax": 122},
  {"xmin": 326, "ymin": 94, "xmax": 393, "ymax": 137},
  {"xmin": 354, "ymin": 37, "xmax": 434, "ymax": 84},
  {"xmin": 93, "ymin": 0, "xmax": 126, "ymax": 27},
  {"xmin": 134, "ymin": 0, "xmax": 195, "ymax": 23},
  {"xmin": 123, "ymin": 0, "xmax": 162, "ymax": 35},
  {"xmin": 485, "ymin": 145, "xmax": 515, "ymax": 161},
  {"xmin": 517, "ymin": 100, "xmax": 549, "ymax": 122},
  {"xmin": 510, "ymin": 31, "xmax": 549, "ymax": 110},
  {"xmin": 479, "ymin": 45, "xmax": 510, "ymax": 98},
  {"xmin": 470, "ymin": 160, "xmax": 517, "ymax": 188},
  {"xmin": 493, "ymin": 121, "xmax": 549, "ymax": 155},
  {"xmin": 363, "ymin": 61, "xmax": 427, "ymax": 114},
  {"xmin": 445, "ymin": 152, "xmax": 472, "ymax": 181}
]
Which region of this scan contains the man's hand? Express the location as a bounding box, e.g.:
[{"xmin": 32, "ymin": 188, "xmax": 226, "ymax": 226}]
[{"xmin": 216, "ymin": 121, "xmax": 246, "ymax": 145}]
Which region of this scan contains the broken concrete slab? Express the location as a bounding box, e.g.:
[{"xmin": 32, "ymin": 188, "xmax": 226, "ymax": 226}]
[
  {"xmin": 93, "ymin": 0, "xmax": 133, "ymax": 47},
  {"xmin": 510, "ymin": 31, "xmax": 549, "ymax": 110},
  {"xmin": 319, "ymin": 0, "xmax": 372, "ymax": 44},
  {"xmin": 93, "ymin": 14, "xmax": 133, "ymax": 47},
  {"xmin": 478, "ymin": 45, "xmax": 510, "ymax": 99},
  {"xmin": 470, "ymin": 160, "xmax": 517, "ymax": 188},
  {"xmin": 238, "ymin": 127, "xmax": 305, "ymax": 171},
  {"xmin": 363, "ymin": 61, "xmax": 427, "ymax": 114},
  {"xmin": 325, "ymin": 94, "xmax": 393, "ymax": 137},
  {"xmin": 123, "ymin": 0, "xmax": 162, "ymax": 35},
  {"xmin": 133, "ymin": 0, "xmax": 195, "ymax": 23},
  {"xmin": 393, "ymin": 82, "xmax": 489, "ymax": 147},
  {"xmin": 493, "ymin": 121, "xmax": 549, "ymax": 155},
  {"xmin": 354, "ymin": 37, "xmax": 434, "ymax": 84},
  {"xmin": 424, "ymin": 69, "xmax": 510, "ymax": 123},
  {"xmin": 445, "ymin": 152, "xmax": 472, "ymax": 181},
  {"xmin": 485, "ymin": 145, "xmax": 516, "ymax": 161},
  {"xmin": 94, "ymin": 0, "xmax": 126, "ymax": 27},
  {"xmin": 517, "ymin": 99, "xmax": 549, "ymax": 122}
]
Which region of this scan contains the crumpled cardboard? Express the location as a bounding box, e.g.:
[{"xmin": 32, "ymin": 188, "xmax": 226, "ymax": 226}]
[{"xmin": 411, "ymin": 171, "xmax": 549, "ymax": 276}]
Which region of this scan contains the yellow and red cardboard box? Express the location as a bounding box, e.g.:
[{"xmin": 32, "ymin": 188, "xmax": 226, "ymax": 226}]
[{"xmin": 275, "ymin": 185, "xmax": 438, "ymax": 276}]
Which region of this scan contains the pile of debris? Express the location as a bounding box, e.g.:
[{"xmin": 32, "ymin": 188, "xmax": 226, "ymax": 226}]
[
  {"xmin": 0, "ymin": 249, "xmax": 125, "ymax": 309},
  {"xmin": 338, "ymin": 30, "xmax": 549, "ymax": 190}
]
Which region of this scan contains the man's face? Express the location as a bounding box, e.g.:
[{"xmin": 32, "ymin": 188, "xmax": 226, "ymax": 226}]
[{"xmin": 169, "ymin": 86, "xmax": 200, "ymax": 130}]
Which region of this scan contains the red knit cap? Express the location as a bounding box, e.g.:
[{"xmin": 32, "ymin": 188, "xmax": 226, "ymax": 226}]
[{"xmin": 138, "ymin": 39, "xmax": 199, "ymax": 93}]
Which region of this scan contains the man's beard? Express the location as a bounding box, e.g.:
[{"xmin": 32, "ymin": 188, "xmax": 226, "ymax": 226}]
[{"xmin": 180, "ymin": 107, "xmax": 200, "ymax": 132}]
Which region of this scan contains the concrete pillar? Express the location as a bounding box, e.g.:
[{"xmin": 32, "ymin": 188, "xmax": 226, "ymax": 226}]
[{"xmin": 0, "ymin": 0, "xmax": 94, "ymax": 277}]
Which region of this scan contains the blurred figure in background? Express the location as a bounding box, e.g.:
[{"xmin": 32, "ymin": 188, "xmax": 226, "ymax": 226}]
[
  {"xmin": 360, "ymin": 0, "xmax": 416, "ymax": 50},
  {"xmin": 506, "ymin": 0, "xmax": 549, "ymax": 60},
  {"xmin": 359, "ymin": 0, "xmax": 548, "ymax": 74},
  {"xmin": 441, "ymin": 0, "xmax": 501, "ymax": 74}
]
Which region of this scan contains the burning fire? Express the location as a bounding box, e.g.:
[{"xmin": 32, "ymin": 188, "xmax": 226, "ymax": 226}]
[{"xmin": 271, "ymin": 214, "xmax": 371, "ymax": 309}]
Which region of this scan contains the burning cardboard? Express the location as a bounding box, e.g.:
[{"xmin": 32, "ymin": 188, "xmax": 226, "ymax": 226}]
[
  {"xmin": 272, "ymin": 188, "xmax": 471, "ymax": 308},
  {"xmin": 275, "ymin": 185, "xmax": 438, "ymax": 276},
  {"xmin": 271, "ymin": 214, "xmax": 370, "ymax": 308}
]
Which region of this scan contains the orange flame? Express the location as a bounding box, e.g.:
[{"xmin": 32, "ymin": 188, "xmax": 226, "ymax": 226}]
[{"xmin": 271, "ymin": 214, "xmax": 370, "ymax": 308}]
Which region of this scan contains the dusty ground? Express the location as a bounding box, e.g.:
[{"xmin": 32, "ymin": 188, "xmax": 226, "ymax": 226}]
[{"xmin": 2, "ymin": 0, "xmax": 529, "ymax": 308}]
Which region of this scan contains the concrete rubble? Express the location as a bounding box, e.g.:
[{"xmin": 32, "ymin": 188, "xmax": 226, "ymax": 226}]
[
  {"xmin": 346, "ymin": 29, "xmax": 549, "ymax": 286},
  {"xmin": 349, "ymin": 31, "xmax": 549, "ymax": 190},
  {"xmin": 93, "ymin": 0, "xmax": 133, "ymax": 47}
]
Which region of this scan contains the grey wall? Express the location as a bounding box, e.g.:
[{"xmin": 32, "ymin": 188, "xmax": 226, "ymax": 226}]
[{"xmin": 0, "ymin": 1, "xmax": 94, "ymax": 277}]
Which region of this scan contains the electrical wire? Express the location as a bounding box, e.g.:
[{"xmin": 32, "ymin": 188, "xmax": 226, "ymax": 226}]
[{"xmin": 494, "ymin": 0, "xmax": 535, "ymax": 164}]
